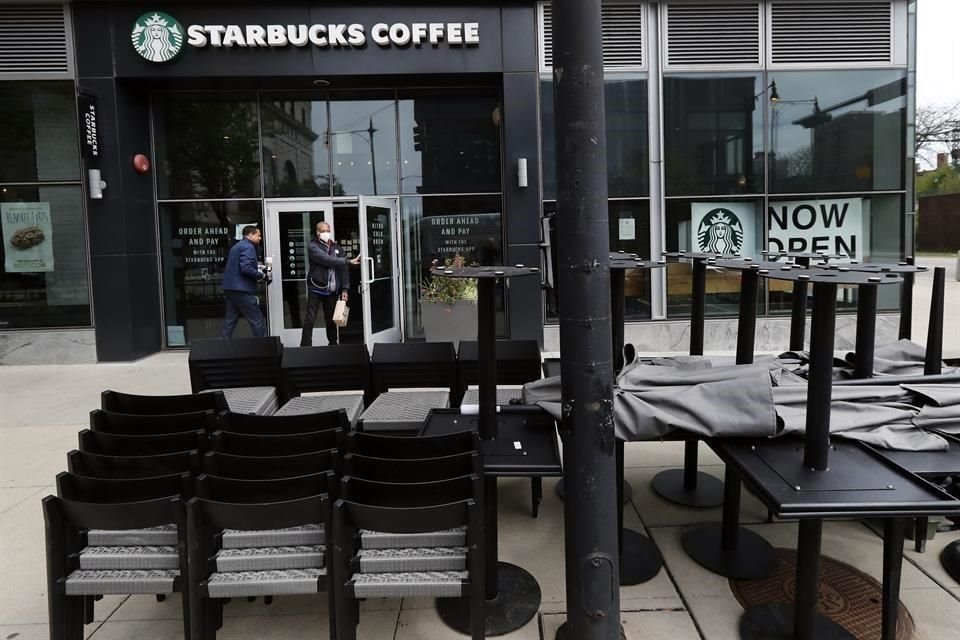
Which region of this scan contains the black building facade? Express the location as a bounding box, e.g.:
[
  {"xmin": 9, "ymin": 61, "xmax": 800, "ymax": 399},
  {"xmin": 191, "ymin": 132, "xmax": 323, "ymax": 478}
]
[{"xmin": 0, "ymin": 1, "xmax": 917, "ymax": 363}]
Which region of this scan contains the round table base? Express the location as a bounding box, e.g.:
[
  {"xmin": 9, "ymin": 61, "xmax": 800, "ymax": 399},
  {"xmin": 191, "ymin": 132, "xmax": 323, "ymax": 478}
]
[
  {"xmin": 556, "ymin": 479, "xmax": 633, "ymax": 504},
  {"xmin": 555, "ymin": 622, "xmax": 627, "ymax": 640},
  {"xmin": 739, "ymin": 604, "xmax": 855, "ymax": 640},
  {"xmin": 682, "ymin": 524, "xmax": 775, "ymax": 580},
  {"xmin": 620, "ymin": 528, "xmax": 663, "ymax": 585},
  {"xmin": 942, "ymin": 540, "xmax": 960, "ymax": 584},
  {"xmin": 651, "ymin": 468, "xmax": 724, "ymax": 508},
  {"xmin": 436, "ymin": 562, "xmax": 541, "ymax": 637}
]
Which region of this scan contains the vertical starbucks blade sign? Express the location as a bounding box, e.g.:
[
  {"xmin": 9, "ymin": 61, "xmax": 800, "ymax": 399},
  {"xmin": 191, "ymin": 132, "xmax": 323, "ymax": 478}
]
[
  {"xmin": 132, "ymin": 12, "xmax": 184, "ymax": 62},
  {"xmin": 690, "ymin": 203, "xmax": 755, "ymax": 256},
  {"xmin": 2, "ymin": 202, "xmax": 54, "ymax": 273}
]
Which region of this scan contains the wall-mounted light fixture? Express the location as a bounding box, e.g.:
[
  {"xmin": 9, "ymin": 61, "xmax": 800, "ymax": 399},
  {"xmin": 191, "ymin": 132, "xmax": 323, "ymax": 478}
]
[
  {"xmin": 88, "ymin": 169, "xmax": 107, "ymax": 199},
  {"xmin": 517, "ymin": 157, "xmax": 528, "ymax": 188}
]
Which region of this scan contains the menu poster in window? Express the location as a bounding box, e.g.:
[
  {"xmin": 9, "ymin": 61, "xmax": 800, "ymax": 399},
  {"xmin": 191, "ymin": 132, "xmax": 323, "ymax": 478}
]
[
  {"xmin": 2, "ymin": 202, "xmax": 54, "ymax": 273},
  {"xmin": 690, "ymin": 202, "xmax": 755, "ymax": 257},
  {"xmin": 767, "ymin": 198, "xmax": 863, "ymax": 260},
  {"xmin": 421, "ymin": 213, "xmax": 501, "ymax": 266},
  {"xmin": 369, "ymin": 213, "xmax": 388, "ymax": 277}
]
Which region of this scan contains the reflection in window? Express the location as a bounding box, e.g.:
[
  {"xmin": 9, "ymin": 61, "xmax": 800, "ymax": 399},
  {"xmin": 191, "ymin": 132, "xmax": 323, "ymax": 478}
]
[
  {"xmin": 153, "ymin": 94, "xmax": 261, "ymax": 199},
  {"xmin": 0, "ymin": 185, "xmax": 90, "ymax": 328},
  {"xmin": 544, "ymin": 200, "xmax": 652, "ymax": 323},
  {"xmin": 769, "ymin": 70, "xmax": 906, "ymax": 193},
  {"xmin": 329, "ymin": 96, "xmax": 398, "ymax": 196},
  {"xmin": 400, "ymin": 195, "xmax": 505, "ymax": 339},
  {"xmin": 398, "ymin": 89, "xmax": 502, "ymax": 195},
  {"xmin": 541, "ymin": 75, "xmax": 650, "ymax": 199},
  {"xmin": 665, "ymin": 198, "xmax": 764, "ymax": 317},
  {"xmin": 664, "ymin": 74, "xmax": 764, "ymax": 196},
  {"xmin": 158, "ymin": 201, "xmax": 264, "ymax": 346},
  {"xmin": 261, "ymin": 97, "xmax": 331, "ymax": 197},
  {"xmin": 0, "ymin": 82, "xmax": 81, "ymax": 184}
]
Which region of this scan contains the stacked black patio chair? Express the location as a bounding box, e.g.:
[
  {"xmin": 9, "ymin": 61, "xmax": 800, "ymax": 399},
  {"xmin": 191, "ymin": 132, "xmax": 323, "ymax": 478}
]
[
  {"xmin": 357, "ymin": 342, "xmax": 457, "ymax": 432},
  {"xmin": 332, "ymin": 431, "xmax": 485, "ymax": 640},
  {"xmin": 188, "ymin": 337, "xmax": 283, "ymax": 415},
  {"xmin": 275, "ymin": 345, "xmax": 374, "ymax": 425},
  {"xmin": 455, "ymin": 340, "xmax": 541, "ymax": 407}
]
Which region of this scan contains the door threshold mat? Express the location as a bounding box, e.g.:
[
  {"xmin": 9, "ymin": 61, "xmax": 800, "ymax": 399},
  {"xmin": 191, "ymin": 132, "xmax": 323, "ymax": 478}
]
[{"xmin": 730, "ymin": 548, "xmax": 914, "ymax": 640}]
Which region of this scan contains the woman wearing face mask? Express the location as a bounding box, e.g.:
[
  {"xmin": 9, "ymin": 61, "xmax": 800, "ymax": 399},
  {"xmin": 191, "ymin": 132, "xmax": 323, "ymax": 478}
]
[{"xmin": 301, "ymin": 221, "xmax": 361, "ymax": 346}]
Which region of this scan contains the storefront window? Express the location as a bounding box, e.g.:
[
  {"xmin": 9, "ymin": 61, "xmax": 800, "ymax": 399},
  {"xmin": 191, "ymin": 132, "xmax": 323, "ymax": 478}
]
[
  {"xmin": 329, "ymin": 94, "xmax": 398, "ymax": 196},
  {"xmin": 544, "ymin": 200, "xmax": 652, "ymax": 323},
  {"xmin": 398, "ymin": 89, "xmax": 502, "ymax": 195},
  {"xmin": 0, "ymin": 185, "xmax": 90, "ymax": 329},
  {"xmin": 767, "ymin": 193, "xmax": 903, "ymax": 315},
  {"xmin": 769, "ymin": 70, "xmax": 906, "ymax": 194},
  {"xmin": 159, "ymin": 201, "xmax": 263, "ymax": 346},
  {"xmin": 665, "ymin": 198, "xmax": 764, "ymax": 317},
  {"xmin": 400, "ymin": 195, "xmax": 505, "ymax": 339},
  {"xmin": 664, "ymin": 74, "xmax": 764, "ymax": 196},
  {"xmin": 261, "ymin": 97, "xmax": 330, "ymax": 197},
  {"xmin": 541, "ymin": 75, "xmax": 650, "ymax": 199},
  {"xmin": 153, "ymin": 93, "xmax": 261, "ymax": 200},
  {"xmin": 0, "ymin": 82, "xmax": 81, "ymax": 183}
]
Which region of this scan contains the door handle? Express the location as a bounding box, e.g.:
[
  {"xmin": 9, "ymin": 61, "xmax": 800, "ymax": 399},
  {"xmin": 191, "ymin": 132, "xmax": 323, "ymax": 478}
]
[{"xmin": 364, "ymin": 257, "xmax": 375, "ymax": 285}]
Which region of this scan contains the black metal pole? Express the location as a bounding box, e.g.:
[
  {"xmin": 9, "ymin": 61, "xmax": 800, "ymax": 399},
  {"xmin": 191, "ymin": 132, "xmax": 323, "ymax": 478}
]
[
  {"xmin": 477, "ymin": 278, "xmax": 497, "ymax": 440},
  {"xmin": 853, "ymin": 284, "xmax": 878, "ymax": 379},
  {"xmin": 881, "ymin": 518, "xmax": 906, "ymax": 640},
  {"xmin": 690, "ymin": 259, "xmax": 706, "ymax": 356},
  {"xmin": 553, "ymin": 0, "xmax": 621, "ymax": 636},
  {"xmin": 793, "ymin": 519, "xmax": 824, "ymax": 640},
  {"xmin": 899, "ymin": 256, "xmax": 914, "ymax": 340},
  {"xmin": 736, "ymin": 269, "xmax": 760, "ymax": 365},
  {"xmin": 789, "ymin": 256, "xmax": 811, "ymax": 351},
  {"xmin": 484, "ymin": 477, "xmax": 498, "ymax": 601},
  {"xmin": 805, "ymin": 282, "xmax": 838, "ymax": 471},
  {"xmin": 924, "ymin": 267, "xmax": 945, "ymax": 375},
  {"xmin": 611, "ymin": 269, "xmax": 626, "ymax": 371}
]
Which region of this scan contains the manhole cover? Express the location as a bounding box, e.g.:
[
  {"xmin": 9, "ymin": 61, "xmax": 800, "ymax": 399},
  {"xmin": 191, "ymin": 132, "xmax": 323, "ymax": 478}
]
[{"xmin": 729, "ymin": 548, "xmax": 914, "ymax": 640}]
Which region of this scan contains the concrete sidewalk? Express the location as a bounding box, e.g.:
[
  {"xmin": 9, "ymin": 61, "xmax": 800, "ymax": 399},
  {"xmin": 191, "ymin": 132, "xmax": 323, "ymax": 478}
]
[{"xmin": 1, "ymin": 354, "xmax": 958, "ymax": 639}]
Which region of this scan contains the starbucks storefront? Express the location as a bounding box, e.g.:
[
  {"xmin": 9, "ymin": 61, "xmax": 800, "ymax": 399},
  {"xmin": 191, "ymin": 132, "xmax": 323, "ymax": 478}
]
[{"xmin": 74, "ymin": 1, "xmax": 542, "ymax": 359}]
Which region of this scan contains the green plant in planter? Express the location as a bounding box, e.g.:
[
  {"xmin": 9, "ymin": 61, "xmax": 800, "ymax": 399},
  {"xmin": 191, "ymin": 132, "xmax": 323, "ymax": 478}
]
[{"xmin": 421, "ymin": 254, "xmax": 478, "ymax": 305}]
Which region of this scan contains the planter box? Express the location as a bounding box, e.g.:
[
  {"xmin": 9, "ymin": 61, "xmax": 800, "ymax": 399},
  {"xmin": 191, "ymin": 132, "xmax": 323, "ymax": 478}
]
[{"xmin": 420, "ymin": 299, "xmax": 478, "ymax": 346}]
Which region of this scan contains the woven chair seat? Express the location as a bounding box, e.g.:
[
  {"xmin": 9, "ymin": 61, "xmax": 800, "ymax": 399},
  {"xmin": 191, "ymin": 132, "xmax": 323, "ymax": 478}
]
[
  {"xmin": 359, "ymin": 527, "xmax": 465, "ymax": 550},
  {"xmin": 348, "ymin": 570, "xmax": 467, "ymax": 598},
  {"xmin": 357, "ymin": 546, "xmax": 467, "ymax": 573},
  {"xmin": 359, "ymin": 391, "xmax": 450, "ymax": 432},
  {"xmin": 221, "ymin": 524, "xmax": 324, "ymax": 549},
  {"xmin": 205, "ymin": 568, "xmax": 325, "ymax": 598},
  {"xmin": 210, "ymin": 387, "xmax": 278, "ymax": 415},
  {"xmin": 275, "ymin": 394, "xmax": 364, "ymax": 425},
  {"xmin": 86, "ymin": 524, "xmax": 177, "ymax": 546},
  {"xmin": 215, "ymin": 545, "xmax": 325, "ymax": 572},
  {"xmin": 64, "ymin": 569, "xmax": 178, "ymax": 596},
  {"xmin": 78, "ymin": 546, "xmax": 178, "ymax": 570},
  {"xmin": 462, "ymin": 387, "xmax": 524, "ymax": 406}
]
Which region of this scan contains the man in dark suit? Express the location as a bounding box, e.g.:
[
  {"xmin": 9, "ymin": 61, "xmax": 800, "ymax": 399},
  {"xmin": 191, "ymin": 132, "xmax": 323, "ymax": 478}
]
[
  {"xmin": 219, "ymin": 225, "xmax": 268, "ymax": 338},
  {"xmin": 301, "ymin": 221, "xmax": 360, "ymax": 346}
]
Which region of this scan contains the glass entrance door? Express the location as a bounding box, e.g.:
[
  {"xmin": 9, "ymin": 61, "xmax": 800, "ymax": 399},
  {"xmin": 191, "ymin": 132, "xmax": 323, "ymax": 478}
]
[
  {"xmin": 263, "ymin": 199, "xmax": 335, "ymax": 347},
  {"xmin": 358, "ymin": 197, "xmax": 401, "ymax": 344}
]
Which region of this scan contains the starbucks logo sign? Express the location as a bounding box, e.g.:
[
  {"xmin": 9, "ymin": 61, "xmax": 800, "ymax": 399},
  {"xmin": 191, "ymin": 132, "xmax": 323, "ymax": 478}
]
[
  {"xmin": 131, "ymin": 12, "xmax": 184, "ymax": 62},
  {"xmin": 696, "ymin": 208, "xmax": 744, "ymax": 255}
]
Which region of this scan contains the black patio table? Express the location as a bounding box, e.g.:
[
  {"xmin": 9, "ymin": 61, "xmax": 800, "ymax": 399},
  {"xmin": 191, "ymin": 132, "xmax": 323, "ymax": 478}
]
[
  {"xmin": 421, "ymin": 265, "xmax": 563, "ymax": 636},
  {"xmin": 710, "ymin": 265, "xmax": 960, "ymax": 640}
]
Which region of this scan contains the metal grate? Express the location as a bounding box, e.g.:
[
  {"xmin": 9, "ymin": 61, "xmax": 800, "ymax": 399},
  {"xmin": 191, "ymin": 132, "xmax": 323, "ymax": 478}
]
[
  {"xmin": 769, "ymin": 1, "xmax": 893, "ymax": 65},
  {"xmin": 541, "ymin": 2, "xmax": 645, "ymax": 70},
  {"xmin": 665, "ymin": 2, "xmax": 761, "ymax": 67},
  {"xmin": 0, "ymin": 4, "xmax": 70, "ymax": 75}
]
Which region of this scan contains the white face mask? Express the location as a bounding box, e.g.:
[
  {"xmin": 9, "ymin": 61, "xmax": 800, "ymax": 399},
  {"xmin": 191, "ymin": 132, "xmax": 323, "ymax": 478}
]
[{"xmin": 318, "ymin": 231, "xmax": 332, "ymax": 242}]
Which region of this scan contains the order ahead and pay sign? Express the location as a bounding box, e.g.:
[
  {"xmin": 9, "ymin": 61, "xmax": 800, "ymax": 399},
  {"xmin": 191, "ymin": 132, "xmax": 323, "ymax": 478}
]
[
  {"xmin": 691, "ymin": 197, "xmax": 864, "ymax": 260},
  {"xmin": 131, "ymin": 11, "xmax": 480, "ymax": 63}
]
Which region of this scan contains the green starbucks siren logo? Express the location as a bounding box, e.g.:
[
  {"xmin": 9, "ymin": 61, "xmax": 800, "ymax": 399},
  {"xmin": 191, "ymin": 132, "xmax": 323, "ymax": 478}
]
[{"xmin": 131, "ymin": 12, "xmax": 184, "ymax": 62}]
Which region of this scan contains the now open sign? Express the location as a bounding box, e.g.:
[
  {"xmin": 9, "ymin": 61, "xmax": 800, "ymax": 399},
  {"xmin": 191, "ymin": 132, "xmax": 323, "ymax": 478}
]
[{"xmin": 767, "ymin": 197, "xmax": 863, "ymax": 260}]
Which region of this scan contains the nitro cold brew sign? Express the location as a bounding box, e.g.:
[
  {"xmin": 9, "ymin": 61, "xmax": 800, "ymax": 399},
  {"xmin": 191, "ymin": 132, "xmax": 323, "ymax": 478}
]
[{"xmin": 132, "ymin": 11, "xmax": 480, "ymax": 61}]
